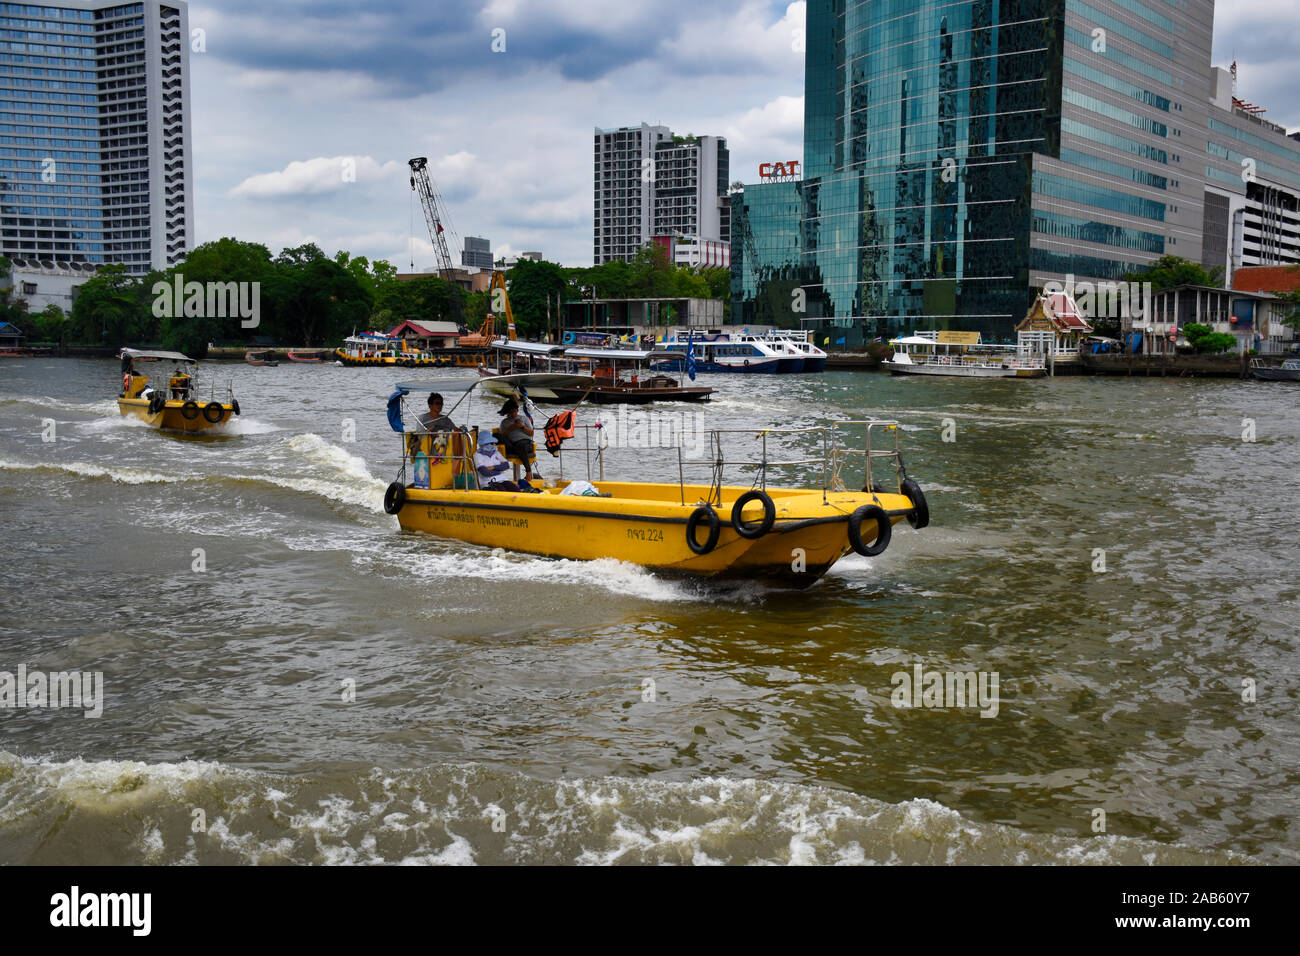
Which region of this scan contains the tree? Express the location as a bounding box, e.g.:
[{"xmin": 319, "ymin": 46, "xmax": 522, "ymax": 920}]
[
  {"xmin": 30, "ymin": 303, "xmax": 67, "ymax": 345},
  {"xmin": 1124, "ymin": 255, "xmax": 1223, "ymax": 291},
  {"xmin": 1182, "ymin": 322, "xmax": 1238, "ymax": 354},
  {"xmin": 373, "ymin": 274, "xmax": 465, "ymax": 327},
  {"xmin": 69, "ymin": 265, "xmax": 147, "ymax": 347},
  {"xmin": 506, "ymin": 258, "xmax": 568, "ymax": 338}
]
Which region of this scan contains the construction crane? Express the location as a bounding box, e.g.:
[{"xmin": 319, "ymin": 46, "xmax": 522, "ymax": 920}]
[
  {"xmin": 459, "ymin": 271, "xmax": 517, "ymax": 346},
  {"xmin": 408, "ymin": 157, "xmax": 457, "ymax": 279}
]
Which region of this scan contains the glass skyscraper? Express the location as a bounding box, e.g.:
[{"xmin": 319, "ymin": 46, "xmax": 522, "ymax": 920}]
[
  {"xmin": 0, "ymin": 0, "xmax": 192, "ymax": 274},
  {"xmin": 734, "ymin": 0, "xmax": 1300, "ymax": 341}
]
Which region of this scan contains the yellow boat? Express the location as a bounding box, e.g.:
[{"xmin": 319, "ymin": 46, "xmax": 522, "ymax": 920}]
[
  {"xmin": 117, "ymin": 348, "xmax": 240, "ymax": 433},
  {"xmin": 381, "ymin": 382, "xmax": 929, "ymax": 589}
]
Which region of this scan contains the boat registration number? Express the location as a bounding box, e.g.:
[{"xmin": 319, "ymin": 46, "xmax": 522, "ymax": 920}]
[{"xmin": 626, "ymin": 527, "xmax": 664, "ymax": 542}]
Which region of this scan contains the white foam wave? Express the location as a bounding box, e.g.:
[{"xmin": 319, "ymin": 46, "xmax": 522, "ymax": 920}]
[
  {"xmin": 0, "ymin": 754, "xmax": 1248, "ymax": 866},
  {"xmin": 214, "ymin": 416, "xmax": 282, "ymax": 436},
  {"xmin": 0, "ymin": 457, "xmax": 187, "ymax": 485},
  {"xmin": 366, "ymin": 544, "xmax": 694, "ymax": 602}
]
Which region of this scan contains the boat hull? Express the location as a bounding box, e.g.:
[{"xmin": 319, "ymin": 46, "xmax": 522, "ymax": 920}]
[
  {"xmin": 883, "ymin": 360, "xmax": 1045, "ymax": 378},
  {"xmin": 650, "ymin": 359, "xmax": 782, "ymax": 374},
  {"xmin": 1250, "ymin": 367, "xmax": 1300, "ymax": 381},
  {"xmin": 393, "ymin": 482, "xmax": 914, "ymax": 588},
  {"xmin": 118, "ymin": 397, "xmax": 236, "ymax": 432}
]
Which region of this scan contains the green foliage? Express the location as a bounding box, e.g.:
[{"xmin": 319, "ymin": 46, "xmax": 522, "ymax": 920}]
[
  {"xmin": 1123, "ymin": 255, "xmax": 1223, "ymax": 291},
  {"xmin": 1181, "ymin": 322, "xmax": 1238, "ymax": 354},
  {"xmin": 373, "ymin": 273, "xmax": 465, "ymax": 328},
  {"xmin": 30, "ymin": 304, "xmax": 67, "ymax": 344},
  {"xmin": 506, "ymin": 258, "xmax": 568, "ymax": 338}
]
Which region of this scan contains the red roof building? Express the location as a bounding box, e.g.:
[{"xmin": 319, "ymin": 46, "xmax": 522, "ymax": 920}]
[{"xmin": 1232, "ymin": 265, "xmax": 1300, "ymax": 295}]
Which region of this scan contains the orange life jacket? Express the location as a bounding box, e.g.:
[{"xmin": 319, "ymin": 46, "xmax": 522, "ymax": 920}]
[{"xmin": 543, "ymin": 410, "xmax": 575, "ymax": 456}]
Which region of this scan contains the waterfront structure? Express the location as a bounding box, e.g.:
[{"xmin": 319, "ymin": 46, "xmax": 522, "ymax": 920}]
[
  {"xmin": 1140, "ymin": 283, "xmax": 1291, "ymax": 353},
  {"xmin": 0, "ymin": 0, "xmax": 193, "ymax": 275},
  {"xmin": 461, "ymin": 236, "xmax": 492, "ymax": 270},
  {"xmin": 733, "ymin": 1, "xmax": 1300, "ymax": 344},
  {"xmin": 594, "ymin": 123, "xmax": 729, "ymax": 265},
  {"xmin": 2, "ymin": 256, "xmax": 96, "ymax": 312}
]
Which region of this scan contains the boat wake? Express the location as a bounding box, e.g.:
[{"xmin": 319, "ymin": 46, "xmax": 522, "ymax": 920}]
[
  {"xmin": 0, "ymin": 752, "xmax": 1244, "ymax": 866},
  {"xmin": 0, "ymin": 457, "xmax": 189, "ymax": 485}
]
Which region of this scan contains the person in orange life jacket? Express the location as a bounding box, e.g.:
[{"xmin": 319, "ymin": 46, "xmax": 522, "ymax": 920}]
[
  {"xmin": 473, "ymin": 431, "xmax": 519, "ymax": 492},
  {"xmin": 498, "ymin": 397, "xmax": 539, "ymax": 479}
]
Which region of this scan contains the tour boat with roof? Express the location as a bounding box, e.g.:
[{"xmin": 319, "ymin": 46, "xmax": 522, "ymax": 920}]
[
  {"xmin": 117, "ymin": 349, "xmax": 240, "ymax": 432},
  {"xmin": 479, "ymin": 341, "xmax": 713, "ymax": 403},
  {"xmin": 883, "ymin": 331, "xmax": 1047, "ymax": 378},
  {"xmin": 381, "ymin": 379, "xmax": 929, "ymax": 589}
]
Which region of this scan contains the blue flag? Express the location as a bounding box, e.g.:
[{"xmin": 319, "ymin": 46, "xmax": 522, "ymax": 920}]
[
  {"xmin": 686, "ymin": 331, "xmax": 697, "ymax": 382},
  {"xmin": 386, "ymin": 387, "xmax": 407, "ymax": 433}
]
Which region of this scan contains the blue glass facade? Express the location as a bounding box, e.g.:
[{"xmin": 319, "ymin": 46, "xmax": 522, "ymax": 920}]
[
  {"xmin": 0, "ymin": 2, "xmax": 105, "ymax": 262},
  {"xmin": 0, "ymin": 1, "xmax": 189, "ymax": 274},
  {"xmin": 734, "ymin": 0, "xmax": 1224, "ymax": 341}
]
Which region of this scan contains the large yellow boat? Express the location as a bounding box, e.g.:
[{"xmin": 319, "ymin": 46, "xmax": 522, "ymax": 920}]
[
  {"xmin": 382, "ymin": 382, "xmax": 929, "ymax": 588},
  {"xmin": 117, "ymin": 348, "xmax": 240, "ymax": 433}
]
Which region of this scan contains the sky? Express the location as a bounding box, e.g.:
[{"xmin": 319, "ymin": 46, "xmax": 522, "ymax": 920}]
[{"xmin": 188, "ymin": 0, "xmax": 1300, "ymax": 271}]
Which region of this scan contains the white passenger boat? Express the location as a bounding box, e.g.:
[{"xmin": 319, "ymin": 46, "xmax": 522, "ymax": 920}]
[{"xmin": 883, "ymin": 332, "xmax": 1046, "ymax": 378}]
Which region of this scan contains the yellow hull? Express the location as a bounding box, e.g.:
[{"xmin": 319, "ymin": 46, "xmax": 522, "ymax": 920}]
[
  {"xmin": 394, "ymin": 481, "xmax": 914, "ymax": 588},
  {"xmin": 117, "ymin": 397, "xmax": 236, "ymax": 433}
]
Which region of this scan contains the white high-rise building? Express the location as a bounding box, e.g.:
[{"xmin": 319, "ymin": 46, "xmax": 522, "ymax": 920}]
[
  {"xmin": 593, "ymin": 123, "xmax": 729, "ymax": 265},
  {"xmin": 0, "ymin": 0, "xmax": 193, "ymax": 275}
]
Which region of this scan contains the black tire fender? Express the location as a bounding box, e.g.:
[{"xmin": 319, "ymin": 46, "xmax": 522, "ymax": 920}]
[
  {"xmin": 902, "ymin": 478, "xmax": 930, "ymax": 529},
  {"xmin": 848, "ymin": 505, "xmax": 891, "ymax": 557},
  {"xmin": 148, "ymin": 394, "xmax": 165, "ymax": 415},
  {"xmin": 685, "ymin": 505, "xmax": 720, "ymax": 555},
  {"xmin": 384, "ymin": 482, "xmax": 407, "ymax": 515},
  {"xmin": 731, "ymin": 489, "xmax": 775, "ymax": 539},
  {"xmin": 231, "ymin": 399, "xmax": 241, "ymax": 416},
  {"xmin": 202, "ymin": 401, "xmax": 224, "ymax": 423},
  {"xmin": 180, "ymin": 400, "xmax": 200, "ymax": 420}
]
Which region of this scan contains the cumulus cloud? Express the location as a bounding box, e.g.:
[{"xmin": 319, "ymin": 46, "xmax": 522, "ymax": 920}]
[{"xmin": 229, "ymin": 156, "xmax": 408, "ymax": 199}]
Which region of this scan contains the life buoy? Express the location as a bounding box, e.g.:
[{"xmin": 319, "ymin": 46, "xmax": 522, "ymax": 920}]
[
  {"xmin": 384, "ymin": 482, "xmax": 407, "ymax": 515},
  {"xmin": 122, "ymin": 372, "xmax": 131, "ymax": 393},
  {"xmin": 180, "ymin": 400, "xmax": 200, "ymax": 420},
  {"xmin": 901, "ymin": 478, "xmax": 929, "ymax": 529},
  {"xmin": 686, "ymin": 505, "xmax": 720, "ymax": 555},
  {"xmin": 731, "ymin": 489, "xmax": 775, "ymax": 539},
  {"xmin": 202, "ymin": 401, "xmax": 224, "ymax": 423},
  {"xmin": 847, "ymin": 504, "xmax": 891, "ymax": 557},
  {"xmin": 743, "ymin": 359, "xmax": 750, "ymax": 367}
]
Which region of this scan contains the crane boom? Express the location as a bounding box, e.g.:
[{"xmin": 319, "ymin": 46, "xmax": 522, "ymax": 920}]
[{"xmin": 408, "ymin": 156, "xmax": 456, "ymax": 279}]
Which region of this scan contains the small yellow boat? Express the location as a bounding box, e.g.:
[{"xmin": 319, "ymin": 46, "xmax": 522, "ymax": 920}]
[
  {"xmin": 117, "ymin": 348, "xmax": 240, "ymax": 433},
  {"xmin": 382, "ymin": 382, "xmax": 928, "ymax": 588}
]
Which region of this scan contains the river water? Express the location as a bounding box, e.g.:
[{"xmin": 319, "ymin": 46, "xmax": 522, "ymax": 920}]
[{"xmin": 0, "ymin": 358, "xmax": 1295, "ymax": 864}]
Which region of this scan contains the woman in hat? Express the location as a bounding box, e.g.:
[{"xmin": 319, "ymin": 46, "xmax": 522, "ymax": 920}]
[{"xmin": 498, "ymin": 398, "xmax": 539, "ymax": 480}]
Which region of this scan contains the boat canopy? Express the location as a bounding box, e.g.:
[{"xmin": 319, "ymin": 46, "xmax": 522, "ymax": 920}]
[
  {"xmin": 495, "ymin": 340, "xmax": 566, "ymax": 356},
  {"xmin": 392, "ymin": 379, "xmax": 481, "ymax": 394},
  {"xmin": 120, "ymin": 348, "xmax": 195, "ymax": 363},
  {"xmin": 562, "ymin": 348, "xmax": 684, "ymax": 361},
  {"xmin": 891, "ymin": 336, "xmax": 941, "ymax": 347}
]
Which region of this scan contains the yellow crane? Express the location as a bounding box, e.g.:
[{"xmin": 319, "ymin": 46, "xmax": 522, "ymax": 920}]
[{"xmin": 459, "ymin": 270, "xmax": 516, "ymax": 347}]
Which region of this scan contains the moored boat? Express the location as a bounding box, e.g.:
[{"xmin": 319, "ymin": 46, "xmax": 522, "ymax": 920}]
[
  {"xmin": 117, "ymin": 349, "xmax": 240, "ymax": 432},
  {"xmin": 883, "ymin": 332, "xmax": 1046, "ymax": 378},
  {"xmin": 381, "ymin": 382, "xmax": 929, "ymax": 589},
  {"xmin": 286, "ymin": 349, "xmax": 331, "ymax": 363},
  {"xmin": 1249, "ymin": 357, "xmax": 1300, "ymax": 381},
  {"xmin": 480, "ymin": 341, "xmax": 713, "ymax": 403},
  {"xmin": 246, "ymin": 349, "xmax": 278, "ymax": 367}
]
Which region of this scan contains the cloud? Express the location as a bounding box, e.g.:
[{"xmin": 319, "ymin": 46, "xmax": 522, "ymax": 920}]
[{"xmin": 229, "ymin": 157, "xmax": 408, "ymax": 199}]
